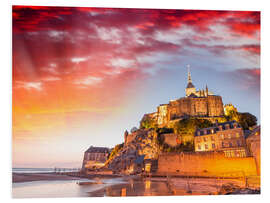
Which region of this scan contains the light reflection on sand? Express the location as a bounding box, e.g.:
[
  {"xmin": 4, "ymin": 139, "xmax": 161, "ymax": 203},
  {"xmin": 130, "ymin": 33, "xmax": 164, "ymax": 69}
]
[{"xmin": 12, "ymin": 176, "xmax": 250, "ymax": 198}]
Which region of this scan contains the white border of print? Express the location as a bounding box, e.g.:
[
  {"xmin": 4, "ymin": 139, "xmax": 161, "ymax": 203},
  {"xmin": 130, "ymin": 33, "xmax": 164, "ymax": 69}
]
[{"xmin": 1, "ymin": 0, "xmax": 269, "ymax": 203}]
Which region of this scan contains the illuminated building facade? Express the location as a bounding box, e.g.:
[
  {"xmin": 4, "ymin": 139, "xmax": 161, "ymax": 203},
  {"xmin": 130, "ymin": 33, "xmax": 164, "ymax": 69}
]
[{"xmin": 194, "ymin": 121, "xmax": 248, "ymax": 157}]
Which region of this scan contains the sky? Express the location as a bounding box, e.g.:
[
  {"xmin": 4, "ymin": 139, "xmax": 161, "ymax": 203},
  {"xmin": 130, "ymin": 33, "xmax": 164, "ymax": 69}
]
[{"xmin": 12, "ymin": 6, "xmax": 260, "ymax": 168}]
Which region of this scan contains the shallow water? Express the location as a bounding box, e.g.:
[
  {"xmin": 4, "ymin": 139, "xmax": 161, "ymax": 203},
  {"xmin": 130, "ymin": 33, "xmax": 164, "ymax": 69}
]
[
  {"xmin": 12, "ymin": 176, "xmax": 246, "ymax": 198},
  {"xmin": 12, "ymin": 178, "xmax": 126, "ymax": 198}
]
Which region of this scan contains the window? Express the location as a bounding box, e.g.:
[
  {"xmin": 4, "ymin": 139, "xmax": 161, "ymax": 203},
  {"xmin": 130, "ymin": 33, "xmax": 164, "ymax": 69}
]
[
  {"xmin": 220, "ymin": 134, "xmax": 224, "ymax": 139},
  {"xmin": 197, "ymin": 138, "xmax": 201, "ymax": 143},
  {"xmin": 203, "ymin": 137, "xmax": 207, "ymax": 142},
  {"xmin": 237, "ymin": 140, "xmax": 241, "ymax": 147},
  {"xmin": 236, "ymin": 133, "xmax": 240, "ymax": 138},
  {"xmin": 211, "ymin": 136, "xmax": 215, "ymax": 141},
  {"xmin": 222, "ymin": 142, "xmax": 225, "ymax": 147},
  {"xmin": 211, "ymin": 129, "xmax": 214, "ymax": 134},
  {"xmin": 212, "ymin": 143, "xmax": 215, "ymax": 149},
  {"xmin": 198, "ymin": 144, "xmax": 201, "ymax": 150},
  {"xmin": 229, "ymin": 142, "xmax": 232, "ymax": 147},
  {"xmin": 205, "ymin": 144, "xmax": 208, "ymax": 150},
  {"xmin": 228, "ymin": 134, "xmax": 231, "ymax": 139},
  {"xmin": 197, "ymin": 131, "xmax": 200, "ymax": 136}
]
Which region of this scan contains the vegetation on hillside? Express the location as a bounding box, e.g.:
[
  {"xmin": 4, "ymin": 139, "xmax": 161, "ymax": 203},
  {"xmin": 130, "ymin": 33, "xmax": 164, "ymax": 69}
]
[
  {"xmin": 225, "ymin": 108, "xmax": 257, "ymax": 130},
  {"xmin": 140, "ymin": 115, "xmax": 157, "ymax": 129},
  {"xmin": 162, "ymin": 142, "xmax": 194, "ymax": 153},
  {"xmin": 105, "ymin": 143, "xmax": 124, "ymax": 165},
  {"xmin": 173, "ymin": 118, "xmax": 212, "ymax": 140},
  {"xmin": 155, "ymin": 127, "xmax": 194, "ymax": 152}
]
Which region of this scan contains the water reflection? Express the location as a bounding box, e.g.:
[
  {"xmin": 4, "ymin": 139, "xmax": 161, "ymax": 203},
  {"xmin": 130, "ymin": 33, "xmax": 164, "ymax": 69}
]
[
  {"xmin": 13, "ymin": 177, "xmax": 244, "ymax": 198},
  {"xmin": 90, "ymin": 178, "xmax": 174, "ymax": 197}
]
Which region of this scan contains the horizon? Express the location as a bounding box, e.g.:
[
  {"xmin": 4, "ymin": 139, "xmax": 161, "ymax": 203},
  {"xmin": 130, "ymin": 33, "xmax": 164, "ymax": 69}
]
[{"xmin": 12, "ymin": 6, "xmax": 260, "ymax": 168}]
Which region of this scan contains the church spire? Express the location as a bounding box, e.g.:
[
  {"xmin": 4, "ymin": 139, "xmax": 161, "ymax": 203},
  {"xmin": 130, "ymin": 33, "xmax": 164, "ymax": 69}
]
[{"xmin": 187, "ymin": 64, "xmax": 192, "ymax": 83}]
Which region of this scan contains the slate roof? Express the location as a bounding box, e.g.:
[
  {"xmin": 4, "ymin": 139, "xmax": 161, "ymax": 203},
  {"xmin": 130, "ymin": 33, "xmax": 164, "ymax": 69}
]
[
  {"xmin": 85, "ymin": 146, "xmax": 110, "ymax": 153},
  {"xmin": 195, "ymin": 120, "xmax": 241, "ymax": 137},
  {"xmin": 187, "ymin": 93, "xmax": 198, "ymax": 98},
  {"xmin": 186, "ymin": 82, "xmax": 195, "ymax": 88}
]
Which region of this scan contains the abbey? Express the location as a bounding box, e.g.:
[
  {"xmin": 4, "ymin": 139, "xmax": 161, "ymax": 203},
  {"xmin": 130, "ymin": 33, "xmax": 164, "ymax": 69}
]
[{"xmin": 141, "ymin": 66, "xmax": 225, "ymax": 126}]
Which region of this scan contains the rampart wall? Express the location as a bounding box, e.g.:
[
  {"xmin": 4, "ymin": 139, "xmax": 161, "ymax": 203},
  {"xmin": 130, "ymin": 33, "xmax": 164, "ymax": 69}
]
[{"xmin": 157, "ymin": 152, "xmax": 258, "ymax": 177}]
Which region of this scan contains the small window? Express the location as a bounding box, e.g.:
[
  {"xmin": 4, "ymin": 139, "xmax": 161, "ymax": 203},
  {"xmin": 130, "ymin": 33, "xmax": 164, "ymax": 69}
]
[
  {"xmin": 212, "ymin": 143, "xmax": 215, "ymax": 149},
  {"xmin": 228, "ymin": 134, "xmax": 231, "ymax": 139},
  {"xmin": 197, "ymin": 138, "xmax": 201, "ymax": 143},
  {"xmin": 205, "ymin": 144, "xmax": 208, "ymax": 150},
  {"xmin": 204, "ymin": 137, "xmax": 207, "ymax": 142},
  {"xmin": 220, "ymin": 134, "xmax": 224, "ymax": 139},
  {"xmin": 236, "ymin": 133, "xmax": 240, "ymax": 138},
  {"xmin": 198, "ymin": 145, "xmax": 201, "ymax": 150},
  {"xmin": 211, "ymin": 136, "xmax": 214, "ymax": 141},
  {"xmin": 237, "ymin": 140, "xmax": 241, "ymax": 147},
  {"xmin": 229, "ymin": 142, "xmax": 232, "ymax": 147},
  {"xmin": 211, "ymin": 129, "xmax": 214, "ymax": 134},
  {"xmin": 222, "ymin": 142, "xmax": 225, "ymax": 147}
]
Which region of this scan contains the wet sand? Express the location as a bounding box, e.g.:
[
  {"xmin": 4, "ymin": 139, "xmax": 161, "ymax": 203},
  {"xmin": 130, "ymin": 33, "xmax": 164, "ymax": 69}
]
[
  {"xmin": 12, "ymin": 173, "xmax": 260, "ymax": 197},
  {"xmin": 89, "ymin": 176, "xmax": 260, "ymax": 197},
  {"xmin": 12, "ymin": 173, "xmax": 82, "ymax": 183}
]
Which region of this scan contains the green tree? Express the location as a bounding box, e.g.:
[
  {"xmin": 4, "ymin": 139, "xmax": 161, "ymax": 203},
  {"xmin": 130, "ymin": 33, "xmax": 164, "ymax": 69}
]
[
  {"xmin": 173, "ymin": 118, "xmax": 212, "ymax": 135},
  {"xmin": 238, "ymin": 112, "xmax": 257, "ymax": 130},
  {"xmin": 140, "ymin": 116, "xmax": 157, "ymax": 129}
]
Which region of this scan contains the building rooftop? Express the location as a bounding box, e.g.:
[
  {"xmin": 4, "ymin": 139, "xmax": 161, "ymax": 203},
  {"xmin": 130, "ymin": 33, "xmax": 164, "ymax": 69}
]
[
  {"xmin": 85, "ymin": 146, "xmax": 110, "ymax": 153},
  {"xmin": 195, "ymin": 120, "xmax": 241, "ymax": 137},
  {"xmin": 186, "ymin": 82, "xmax": 195, "ymax": 88}
]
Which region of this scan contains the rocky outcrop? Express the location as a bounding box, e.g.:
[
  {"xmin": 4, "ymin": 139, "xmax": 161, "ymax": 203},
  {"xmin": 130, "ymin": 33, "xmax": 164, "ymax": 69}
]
[{"xmin": 107, "ymin": 129, "xmax": 160, "ymax": 174}]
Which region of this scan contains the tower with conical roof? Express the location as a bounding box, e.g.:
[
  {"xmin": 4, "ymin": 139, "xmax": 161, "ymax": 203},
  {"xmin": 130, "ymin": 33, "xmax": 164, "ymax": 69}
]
[{"xmin": 185, "ymin": 65, "xmax": 196, "ymax": 97}]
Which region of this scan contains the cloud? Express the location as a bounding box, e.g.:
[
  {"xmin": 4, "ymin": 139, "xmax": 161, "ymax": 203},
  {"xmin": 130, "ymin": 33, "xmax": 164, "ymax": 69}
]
[
  {"xmin": 41, "ymin": 76, "xmax": 61, "ymax": 82},
  {"xmin": 110, "ymin": 58, "xmax": 135, "ymax": 68},
  {"xmin": 15, "ymin": 81, "xmax": 43, "ymax": 91},
  {"xmin": 73, "ymin": 76, "xmax": 102, "ymax": 86},
  {"xmin": 231, "ymin": 68, "xmax": 260, "ymax": 93},
  {"xmin": 71, "ymin": 57, "xmax": 89, "ymax": 63}
]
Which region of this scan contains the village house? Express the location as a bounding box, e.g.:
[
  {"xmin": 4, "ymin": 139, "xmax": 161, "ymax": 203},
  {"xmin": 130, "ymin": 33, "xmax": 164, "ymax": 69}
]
[
  {"xmin": 82, "ymin": 146, "xmax": 110, "ymax": 172},
  {"xmin": 194, "ymin": 121, "xmax": 248, "ymax": 157}
]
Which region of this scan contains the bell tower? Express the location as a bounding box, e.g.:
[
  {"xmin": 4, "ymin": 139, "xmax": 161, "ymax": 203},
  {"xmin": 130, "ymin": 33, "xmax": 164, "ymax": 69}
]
[{"xmin": 185, "ymin": 65, "xmax": 196, "ymax": 97}]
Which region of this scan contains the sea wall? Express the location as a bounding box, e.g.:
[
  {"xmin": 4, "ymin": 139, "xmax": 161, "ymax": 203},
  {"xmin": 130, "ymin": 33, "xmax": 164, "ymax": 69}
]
[{"xmin": 157, "ymin": 152, "xmax": 257, "ymax": 177}]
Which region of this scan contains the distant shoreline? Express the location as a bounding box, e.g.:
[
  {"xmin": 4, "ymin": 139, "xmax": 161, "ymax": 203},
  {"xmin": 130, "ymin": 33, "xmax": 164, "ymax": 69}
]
[{"xmin": 12, "ymin": 172, "xmax": 83, "ymax": 183}]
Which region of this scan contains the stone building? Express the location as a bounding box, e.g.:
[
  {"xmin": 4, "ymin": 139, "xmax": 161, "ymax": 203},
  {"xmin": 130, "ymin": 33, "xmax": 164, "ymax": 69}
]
[
  {"xmin": 82, "ymin": 146, "xmax": 110, "ymax": 171},
  {"xmin": 141, "ymin": 66, "xmax": 225, "ymax": 127},
  {"xmin": 246, "ymin": 125, "xmax": 260, "ymax": 175},
  {"xmin": 194, "ymin": 121, "xmax": 248, "ymax": 157}
]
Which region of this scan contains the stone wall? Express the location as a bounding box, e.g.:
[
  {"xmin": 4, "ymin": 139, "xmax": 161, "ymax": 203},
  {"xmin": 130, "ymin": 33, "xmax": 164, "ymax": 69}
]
[
  {"xmin": 246, "ymin": 128, "xmax": 260, "ymax": 175},
  {"xmin": 163, "ymin": 133, "xmax": 181, "ymax": 147},
  {"xmin": 157, "ymin": 152, "xmax": 257, "ymax": 177},
  {"xmin": 165, "ymin": 95, "xmax": 224, "ymax": 123}
]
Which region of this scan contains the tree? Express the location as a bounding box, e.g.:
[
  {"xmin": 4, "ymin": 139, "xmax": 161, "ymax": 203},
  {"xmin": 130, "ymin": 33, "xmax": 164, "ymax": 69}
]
[
  {"xmin": 173, "ymin": 118, "xmax": 212, "ymax": 143},
  {"xmin": 238, "ymin": 112, "xmax": 257, "ymax": 130},
  {"xmin": 174, "ymin": 118, "xmax": 212, "ymax": 135},
  {"xmin": 224, "ymin": 109, "xmax": 257, "ymax": 130},
  {"xmin": 140, "ymin": 115, "xmax": 157, "ymax": 129}
]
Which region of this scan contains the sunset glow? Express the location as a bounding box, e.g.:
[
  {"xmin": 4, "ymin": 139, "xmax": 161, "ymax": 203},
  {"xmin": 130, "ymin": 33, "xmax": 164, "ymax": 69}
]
[{"xmin": 12, "ymin": 6, "xmax": 260, "ymax": 167}]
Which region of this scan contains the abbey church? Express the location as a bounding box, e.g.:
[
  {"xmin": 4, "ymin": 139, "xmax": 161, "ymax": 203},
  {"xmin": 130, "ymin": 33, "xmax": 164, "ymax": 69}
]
[{"xmin": 141, "ymin": 66, "xmax": 225, "ymax": 127}]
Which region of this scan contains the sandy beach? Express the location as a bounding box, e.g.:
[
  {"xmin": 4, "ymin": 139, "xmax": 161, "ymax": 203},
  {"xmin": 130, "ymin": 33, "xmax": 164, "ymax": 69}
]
[
  {"xmin": 12, "ymin": 173, "xmax": 82, "ymax": 183},
  {"xmin": 12, "ymin": 172, "xmax": 260, "ymax": 198}
]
